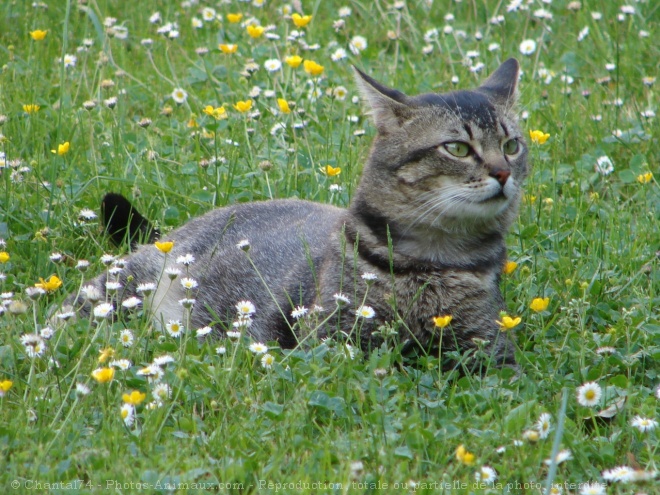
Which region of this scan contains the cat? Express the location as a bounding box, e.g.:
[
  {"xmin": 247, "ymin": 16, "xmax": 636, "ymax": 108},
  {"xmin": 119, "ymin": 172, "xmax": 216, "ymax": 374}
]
[{"xmin": 64, "ymin": 58, "xmax": 529, "ymax": 368}]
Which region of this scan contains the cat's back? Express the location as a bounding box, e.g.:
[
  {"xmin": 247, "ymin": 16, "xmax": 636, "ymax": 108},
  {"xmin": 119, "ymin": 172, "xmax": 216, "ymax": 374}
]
[{"xmin": 164, "ymin": 198, "xmax": 344, "ymax": 256}]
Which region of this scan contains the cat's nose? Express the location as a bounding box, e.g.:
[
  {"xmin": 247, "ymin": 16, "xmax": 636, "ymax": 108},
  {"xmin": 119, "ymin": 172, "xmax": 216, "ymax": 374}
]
[{"xmin": 489, "ymin": 168, "xmax": 511, "ymax": 186}]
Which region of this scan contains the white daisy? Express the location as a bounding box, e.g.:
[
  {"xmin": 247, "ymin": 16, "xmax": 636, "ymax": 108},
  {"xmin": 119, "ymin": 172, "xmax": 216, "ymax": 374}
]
[
  {"xmin": 153, "ymin": 383, "xmax": 171, "ymax": 401},
  {"xmin": 110, "ymin": 359, "xmax": 131, "ymax": 370},
  {"xmin": 120, "ymin": 403, "xmax": 135, "ymax": 426},
  {"xmin": 475, "ymin": 466, "xmax": 497, "ymax": 484},
  {"xmin": 579, "ymin": 482, "xmax": 606, "ymax": 495},
  {"xmin": 356, "ymin": 305, "xmax": 375, "ymax": 319},
  {"xmin": 176, "ymin": 253, "xmax": 195, "ymax": 266},
  {"xmin": 261, "ymin": 353, "xmax": 275, "ymax": 369},
  {"xmin": 594, "ymin": 156, "xmax": 614, "ymax": 175},
  {"xmin": 236, "ymin": 300, "xmax": 256, "ymax": 316},
  {"xmin": 291, "ymin": 306, "xmax": 308, "ymax": 319},
  {"xmin": 333, "ymin": 293, "xmax": 350, "ymax": 305},
  {"xmin": 519, "ymin": 39, "xmax": 537, "ymax": 55},
  {"xmin": 78, "ymin": 208, "xmax": 97, "ymax": 220},
  {"xmin": 536, "ymin": 413, "xmax": 552, "ymax": 439},
  {"xmin": 576, "ymin": 381, "xmax": 602, "ymax": 407},
  {"xmin": 21, "ymin": 334, "xmax": 46, "ymax": 358},
  {"xmin": 602, "ymin": 465, "xmax": 633, "ymax": 482},
  {"xmin": 196, "ymin": 326, "xmax": 213, "ymax": 337},
  {"xmin": 331, "ymin": 48, "xmax": 347, "ymax": 61},
  {"xmin": 136, "ymin": 282, "xmax": 157, "ymax": 295},
  {"xmin": 165, "ymin": 320, "xmax": 185, "ymax": 338},
  {"xmin": 120, "ymin": 329, "xmax": 134, "ymax": 347},
  {"xmin": 249, "ymin": 342, "xmax": 268, "ymax": 355},
  {"xmin": 630, "ymin": 415, "xmax": 658, "ymax": 432},
  {"xmin": 171, "ymin": 88, "xmax": 188, "ymax": 104},
  {"xmin": 264, "ymin": 59, "xmax": 282, "ymax": 72},
  {"xmin": 93, "ymin": 303, "xmax": 114, "ymax": 320},
  {"xmin": 180, "ymin": 278, "xmax": 198, "ymax": 290},
  {"xmin": 121, "ymin": 296, "xmax": 141, "ymax": 309},
  {"xmin": 349, "ymin": 35, "xmax": 367, "ymax": 55},
  {"xmin": 544, "ymin": 449, "xmax": 572, "ymax": 465},
  {"xmin": 153, "ymin": 354, "xmax": 175, "ymax": 366}
]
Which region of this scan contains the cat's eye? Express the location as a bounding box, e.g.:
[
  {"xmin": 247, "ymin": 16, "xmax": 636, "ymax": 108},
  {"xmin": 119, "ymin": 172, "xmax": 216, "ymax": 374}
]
[
  {"xmin": 502, "ymin": 139, "xmax": 519, "ymax": 155},
  {"xmin": 444, "ymin": 142, "xmax": 470, "ymax": 158}
]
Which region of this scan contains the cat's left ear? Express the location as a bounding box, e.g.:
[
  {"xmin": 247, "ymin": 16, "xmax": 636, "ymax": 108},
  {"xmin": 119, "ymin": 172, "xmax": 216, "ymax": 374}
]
[{"xmin": 477, "ymin": 58, "xmax": 520, "ymax": 105}]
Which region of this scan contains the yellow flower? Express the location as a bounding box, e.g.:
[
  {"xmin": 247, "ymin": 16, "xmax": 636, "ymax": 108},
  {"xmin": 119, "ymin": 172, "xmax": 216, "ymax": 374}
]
[
  {"xmin": 91, "ymin": 367, "xmax": 115, "ymax": 383},
  {"xmin": 303, "ymin": 59, "xmax": 324, "ymax": 77},
  {"xmin": 98, "ymin": 347, "xmax": 115, "ymax": 364},
  {"xmin": 122, "ymin": 390, "xmax": 147, "ymax": 405},
  {"xmin": 218, "ymin": 43, "xmax": 238, "ymax": 54},
  {"xmin": 456, "ymin": 445, "xmax": 475, "ymax": 465},
  {"xmin": 432, "ymin": 315, "xmax": 453, "ymax": 328},
  {"xmin": 0, "ymin": 379, "xmax": 13, "ymax": 396},
  {"xmin": 323, "ymin": 165, "xmax": 341, "ymax": 177},
  {"xmin": 233, "ymin": 100, "xmax": 253, "ymax": 113},
  {"xmin": 23, "ymin": 104, "xmax": 41, "ymax": 114},
  {"xmin": 523, "ymin": 429, "xmax": 540, "ymax": 442},
  {"xmin": 285, "ymin": 55, "xmax": 303, "ymax": 68},
  {"xmin": 0, "ymin": 252, "xmax": 9, "ymax": 263},
  {"xmin": 291, "ymin": 13, "xmax": 313, "ymax": 28},
  {"xmin": 226, "ymin": 13, "xmax": 243, "ymax": 23},
  {"xmin": 637, "ymin": 172, "xmax": 653, "ymax": 184},
  {"xmin": 530, "ymin": 297, "xmax": 550, "ymax": 312},
  {"xmin": 496, "ymin": 314, "xmax": 522, "ymax": 330},
  {"xmin": 155, "ymin": 241, "xmax": 174, "ymax": 253},
  {"xmin": 30, "ymin": 29, "xmax": 48, "ymax": 41},
  {"xmin": 35, "ymin": 275, "xmax": 62, "ymax": 293},
  {"xmin": 203, "ymin": 105, "xmax": 227, "ymax": 120},
  {"xmin": 51, "ymin": 141, "xmax": 70, "ymax": 156},
  {"xmin": 529, "ymin": 129, "xmax": 550, "ymax": 145},
  {"xmin": 277, "ymin": 98, "xmax": 291, "ymax": 114},
  {"xmin": 246, "ymin": 25, "xmax": 265, "ymax": 38},
  {"xmin": 503, "ymin": 260, "xmax": 518, "ymax": 275},
  {"xmin": 187, "ymin": 116, "xmax": 198, "ymax": 128}
]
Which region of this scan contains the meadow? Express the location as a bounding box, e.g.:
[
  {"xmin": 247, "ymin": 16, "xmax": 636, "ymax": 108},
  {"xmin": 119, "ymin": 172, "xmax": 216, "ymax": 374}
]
[{"xmin": 0, "ymin": 0, "xmax": 658, "ymax": 493}]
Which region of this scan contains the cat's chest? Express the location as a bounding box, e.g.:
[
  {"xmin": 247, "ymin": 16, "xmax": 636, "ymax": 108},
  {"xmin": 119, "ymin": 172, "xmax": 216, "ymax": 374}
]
[{"xmin": 374, "ymin": 268, "xmax": 501, "ymax": 320}]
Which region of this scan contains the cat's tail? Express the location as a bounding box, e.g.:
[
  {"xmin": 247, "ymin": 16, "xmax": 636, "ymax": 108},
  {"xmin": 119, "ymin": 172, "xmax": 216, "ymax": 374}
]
[{"xmin": 101, "ymin": 193, "xmax": 159, "ymax": 249}]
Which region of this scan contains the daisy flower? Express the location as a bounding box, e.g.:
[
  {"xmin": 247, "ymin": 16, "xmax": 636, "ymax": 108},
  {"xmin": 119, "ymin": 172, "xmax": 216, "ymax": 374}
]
[
  {"xmin": 236, "ymin": 300, "xmax": 256, "ymax": 316},
  {"xmin": 176, "ymin": 253, "xmax": 195, "ymax": 266},
  {"xmin": 333, "ymin": 293, "xmax": 350, "ymax": 305},
  {"xmin": 121, "ymin": 297, "xmax": 141, "ymax": 309},
  {"xmin": 165, "ymin": 267, "xmax": 181, "ymax": 279},
  {"xmin": 249, "ymin": 342, "xmax": 268, "ymax": 355},
  {"xmin": 21, "ymin": 334, "xmax": 46, "ymax": 358},
  {"xmin": 576, "ymin": 382, "xmax": 602, "ymax": 407},
  {"xmin": 171, "ymin": 88, "xmax": 188, "ymax": 104},
  {"xmin": 602, "ymin": 466, "xmax": 633, "ymax": 482},
  {"xmin": 93, "ymin": 303, "xmax": 114, "ymax": 320},
  {"xmin": 120, "ymin": 403, "xmax": 135, "ymax": 426},
  {"xmin": 110, "ymin": 359, "xmax": 131, "ymax": 370},
  {"xmin": 76, "ymin": 383, "xmax": 91, "ymax": 395},
  {"xmin": 62, "ymin": 54, "xmax": 77, "ymax": 68},
  {"xmin": 579, "ymin": 483, "xmax": 606, "ymax": 495},
  {"xmin": 261, "ymin": 353, "xmax": 275, "ymax": 369},
  {"xmin": 519, "ymin": 39, "xmax": 537, "ymax": 55},
  {"xmin": 594, "ymin": 156, "xmax": 614, "ymax": 175},
  {"xmin": 79, "ymin": 208, "xmax": 97, "ymax": 221},
  {"xmin": 137, "ymin": 364, "xmax": 164, "ymax": 383},
  {"xmin": 180, "ymin": 278, "xmax": 198, "ymax": 290},
  {"xmin": 196, "ymin": 326, "xmax": 213, "ymax": 337},
  {"xmin": 475, "ymin": 466, "xmax": 497, "ymax": 484},
  {"xmin": 356, "ymin": 305, "xmax": 375, "ymax": 319},
  {"xmin": 630, "ymin": 416, "xmax": 658, "ymax": 432},
  {"xmin": 264, "ymin": 59, "xmax": 282, "ymax": 72},
  {"xmin": 153, "ymin": 354, "xmax": 175, "ymax": 366},
  {"xmin": 331, "ymin": 48, "xmax": 347, "ymax": 61},
  {"xmin": 136, "ymin": 282, "xmax": 156, "ymax": 296},
  {"xmin": 119, "ymin": 329, "xmax": 134, "ymax": 347},
  {"xmin": 349, "ymin": 35, "xmax": 367, "ymax": 55},
  {"xmin": 216, "ymin": 346, "xmax": 227, "ymax": 355},
  {"xmin": 153, "ymin": 383, "xmax": 171, "ymax": 402},
  {"xmin": 536, "ymin": 413, "xmax": 552, "ymax": 439},
  {"xmin": 544, "ymin": 449, "xmax": 572, "ymax": 465},
  {"xmin": 291, "ymin": 306, "xmax": 308, "ymax": 319},
  {"xmin": 165, "ymin": 320, "xmax": 185, "ymax": 338}
]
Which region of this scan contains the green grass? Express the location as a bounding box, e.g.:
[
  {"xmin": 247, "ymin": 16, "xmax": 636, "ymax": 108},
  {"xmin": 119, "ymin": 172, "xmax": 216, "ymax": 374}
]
[{"xmin": 1, "ymin": 1, "xmax": 659, "ymax": 493}]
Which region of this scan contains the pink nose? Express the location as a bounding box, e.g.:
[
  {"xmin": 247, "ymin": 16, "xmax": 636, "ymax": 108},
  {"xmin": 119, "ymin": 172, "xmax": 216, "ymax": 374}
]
[{"xmin": 489, "ymin": 168, "xmax": 510, "ymax": 186}]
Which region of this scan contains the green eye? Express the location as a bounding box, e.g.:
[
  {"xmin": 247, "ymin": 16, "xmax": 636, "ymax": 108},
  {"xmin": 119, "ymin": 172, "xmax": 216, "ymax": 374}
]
[
  {"xmin": 503, "ymin": 139, "xmax": 519, "ymax": 155},
  {"xmin": 444, "ymin": 142, "xmax": 470, "ymax": 157}
]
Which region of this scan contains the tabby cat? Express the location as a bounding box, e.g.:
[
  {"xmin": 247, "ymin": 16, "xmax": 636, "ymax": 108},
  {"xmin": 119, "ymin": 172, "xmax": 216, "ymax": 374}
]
[{"xmin": 65, "ymin": 58, "xmax": 529, "ymax": 368}]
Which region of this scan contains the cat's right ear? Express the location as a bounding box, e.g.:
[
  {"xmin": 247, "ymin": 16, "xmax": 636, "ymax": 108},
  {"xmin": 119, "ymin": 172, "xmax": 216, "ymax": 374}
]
[{"xmin": 353, "ymin": 67, "xmax": 411, "ymax": 134}]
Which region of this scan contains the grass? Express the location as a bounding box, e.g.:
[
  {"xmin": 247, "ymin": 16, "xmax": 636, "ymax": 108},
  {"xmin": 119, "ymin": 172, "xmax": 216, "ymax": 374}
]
[{"xmin": 0, "ymin": 0, "xmax": 659, "ymax": 493}]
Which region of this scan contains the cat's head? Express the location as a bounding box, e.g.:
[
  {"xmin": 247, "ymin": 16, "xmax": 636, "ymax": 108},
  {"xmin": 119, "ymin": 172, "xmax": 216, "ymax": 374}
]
[{"xmin": 353, "ymin": 59, "xmax": 528, "ymax": 240}]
